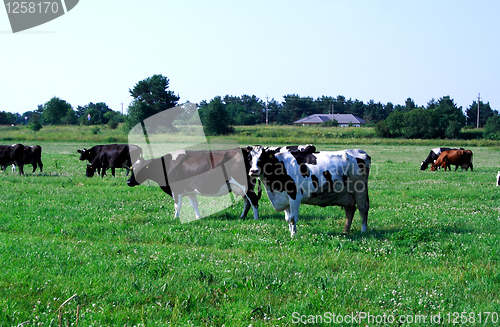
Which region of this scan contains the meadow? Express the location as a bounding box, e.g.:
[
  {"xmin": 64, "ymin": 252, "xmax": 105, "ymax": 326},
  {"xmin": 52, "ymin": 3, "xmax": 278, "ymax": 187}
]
[{"xmin": 0, "ymin": 126, "xmax": 499, "ymax": 326}]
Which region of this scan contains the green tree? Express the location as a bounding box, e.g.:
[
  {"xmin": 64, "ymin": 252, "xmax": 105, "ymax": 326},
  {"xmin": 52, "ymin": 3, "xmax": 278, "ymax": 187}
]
[
  {"xmin": 79, "ymin": 102, "xmax": 113, "ymax": 125},
  {"xmin": 41, "ymin": 97, "xmax": 72, "ymax": 125},
  {"xmin": 126, "ymin": 74, "xmax": 180, "ymax": 131},
  {"xmin": 466, "ymin": 100, "xmax": 495, "ymax": 127},
  {"xmin": 483, "ymin": 114, "xmax": 500, "ymax": 140},
  {"xmin": 199, "ymin": 96, "xmax": 234, "ymax": 136},
  {"xmin": 61, "ymin": 108, "xmax": 78, "ymax": 125},
  {"xmin": 28, "ymin": 114, "xmax": 42, "ymax": 131}
]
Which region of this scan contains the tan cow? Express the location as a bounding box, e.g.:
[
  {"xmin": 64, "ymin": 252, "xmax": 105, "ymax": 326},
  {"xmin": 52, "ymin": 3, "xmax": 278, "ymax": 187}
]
[{"xmin": 430, "ymin": 149, "xmax": 473, "ymax": 171}]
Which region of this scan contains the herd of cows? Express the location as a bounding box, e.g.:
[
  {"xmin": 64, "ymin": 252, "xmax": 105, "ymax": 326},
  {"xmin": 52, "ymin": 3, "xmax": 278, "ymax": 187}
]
[{"xmin": 1, "ymin": 143, "xmax": 498, "ymax": 236}]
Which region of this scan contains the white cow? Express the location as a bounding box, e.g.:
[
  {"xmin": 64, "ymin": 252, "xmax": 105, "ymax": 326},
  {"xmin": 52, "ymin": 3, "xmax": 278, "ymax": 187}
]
[{"xmin": 248, "ymin": 146, "xmax": 370, "ymax": 237}]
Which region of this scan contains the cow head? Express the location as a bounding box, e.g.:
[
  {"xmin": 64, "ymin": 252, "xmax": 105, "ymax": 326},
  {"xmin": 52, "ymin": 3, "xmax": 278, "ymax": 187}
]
[
  {"xmin": 127, "ymin": 157, "xmax": 158, "ymax": 187},
  {"xmin": 77, "ymin": 149, "xmax": 90, "ymax": 161},
  {"xmin": 86, "ymin": 164, "xmax": 96, "ymax": 177},
  {"xmin": 420, "ymin": 161, "xmax": 429, "ymax": 170},
  {"xmin": 247, "ymin": 145, "xmax": 269, "ymax": 177}
]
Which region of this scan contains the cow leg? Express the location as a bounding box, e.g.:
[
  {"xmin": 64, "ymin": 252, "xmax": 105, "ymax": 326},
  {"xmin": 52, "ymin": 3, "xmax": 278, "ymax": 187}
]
[
  {"xmin": 343, "ymin": 205, "xmax": 356, "ymax": 234},
  {"xmin": 240, "ymin": 197, "xmax": 251, "ymax": 219},
  {"xmin": 187, "ymin": 195, "xmax": 201, "ymax": 219},
  {"xmin": 125, "ymin": 167, "xmax": 131, "ymax": 176},
  {"xmin": 174, "ymin": 195, "xmax": 182, "ymax": 218},
  {"xmin": 11, "ymin": 164, "xmax": 16, "ymax": 173},
  {"xmin": 111, "ymin": 167, "xmax": 116, "ymax": 177},
  {"xmin": 241, "ymin": 193, "xmax": 259, "ymax": 220},
  {"xmin": 38, "ymin": 160, "xmax": 43, "ymax": 173},
  {"xmin": 285, "ymin": 202, "xmax": 300, "ymax": 237},
  {"xmin": 32, "ymin": 163, "xmax": 37, "ymax": 173}
]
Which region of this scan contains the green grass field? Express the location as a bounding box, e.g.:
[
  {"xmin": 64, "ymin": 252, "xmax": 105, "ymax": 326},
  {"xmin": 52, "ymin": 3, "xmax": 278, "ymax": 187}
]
[{"xmin": 0, "ymin": 134, "xmax": 499, "ymax": 325}]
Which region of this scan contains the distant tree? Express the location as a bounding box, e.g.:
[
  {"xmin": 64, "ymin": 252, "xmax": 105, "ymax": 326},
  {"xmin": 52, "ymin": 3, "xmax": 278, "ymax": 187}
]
[
  {"xmin": 321, "ymin": 119, "xmax": 339, "ymax": 127},
  {"xmin": 0, "ymin": 111, "xmax": 17, "ymax": 125},
  {"xmin": 79, "ymin": 102, "xmax": 113, "ymax": 125},
  {"xmin": 28, "ymin": 114, "xmax": 42, "ymax": 131},
  {"xmin": 41, "ymin": 97, "xmax": 72, "ymax": 125},
  {"xmin": 432, "ymin": 96, "xmax": 465, "ymax": 138},
  {"xmin": 61, "ymin": 108, "xmax": 78, "ymax": 125},
  {"xmin": 466, "ymin": 100, "xmax": 495, "ymax": 127},
  {"xmin": 126, "ymin": 74, "xmax": 180, "ymax": 131},
  {"xmin": 199, "ymin": 96, "xmax": 234, "ymax": 136},
  {"xmin": 483, "ymin": 114, "xmax": 500, "ymax": 140}
]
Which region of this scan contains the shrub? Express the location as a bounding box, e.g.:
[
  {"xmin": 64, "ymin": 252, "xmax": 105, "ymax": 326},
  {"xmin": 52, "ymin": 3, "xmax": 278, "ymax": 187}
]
[{"xmin": 108, "ymin": 119, "xmax": 119, "ymax": 130}]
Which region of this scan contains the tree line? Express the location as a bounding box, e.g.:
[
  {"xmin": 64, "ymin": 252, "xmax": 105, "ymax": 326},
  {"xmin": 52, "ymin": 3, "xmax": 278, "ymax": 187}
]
[{"xmin": 1, "ymin": 74, "xmax": 499, "ymax": 140}]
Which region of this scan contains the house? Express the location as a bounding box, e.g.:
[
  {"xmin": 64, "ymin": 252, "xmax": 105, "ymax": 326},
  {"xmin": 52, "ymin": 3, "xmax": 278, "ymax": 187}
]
[{"xmin": 293, "ymin": 114, "xmax": 366, "ymax": 127}]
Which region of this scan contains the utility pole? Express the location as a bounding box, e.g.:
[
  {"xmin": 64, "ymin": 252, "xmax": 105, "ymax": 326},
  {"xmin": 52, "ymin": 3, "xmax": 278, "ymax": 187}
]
[
  {"xmin": 266, "ymin": 95, "xmax": 269, "ymax": 125},
  {"xmin": 476, "ymin": 93, "xmax": 481, "ymax": 129},
  {"xmin": 121, "ymin": 101, "xmax": 124, "ymax": 115}
]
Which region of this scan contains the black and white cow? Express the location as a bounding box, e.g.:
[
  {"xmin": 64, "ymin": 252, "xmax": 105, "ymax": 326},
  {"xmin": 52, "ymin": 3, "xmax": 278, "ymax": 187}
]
[
  {"xmin": 420, "ymin": 147, "xmax": 464, "ymax": 170},
  {"xmin": 0, "ymin": 144, "xmax": 25, "ymax": 175},
  {"xmin": 496, "ymin": 171, "xmax": 500, "ymax": 186},
  {"xmin": 127, "ymin": 148, "xmax": 261, "ymax": 220},
  {"xmin": 78, "ymin": 144, "xmax": 142, "ymax": 177},
  {"xmin": 247, "ymin": 146, "xmax": 371, "ymax": 237}
]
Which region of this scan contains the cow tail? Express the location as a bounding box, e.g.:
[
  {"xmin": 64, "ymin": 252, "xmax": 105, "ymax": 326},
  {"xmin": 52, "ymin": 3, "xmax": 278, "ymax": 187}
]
[{"xmin": 256, "ymin": 178, "xmax": 263, "ymax": 200}]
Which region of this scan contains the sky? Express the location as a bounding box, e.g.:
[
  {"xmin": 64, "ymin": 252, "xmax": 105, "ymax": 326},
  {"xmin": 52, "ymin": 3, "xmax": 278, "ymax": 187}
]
[{"xmin": 1, "ymin": 0, "xmax": 499, "ymax": 115}]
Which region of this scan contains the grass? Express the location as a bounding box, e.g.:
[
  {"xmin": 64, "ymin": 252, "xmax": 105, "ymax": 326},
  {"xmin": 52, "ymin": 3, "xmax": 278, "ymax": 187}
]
[{"xmin": 0, "ymin": 137, "xmax": 500, "ymax": 325}]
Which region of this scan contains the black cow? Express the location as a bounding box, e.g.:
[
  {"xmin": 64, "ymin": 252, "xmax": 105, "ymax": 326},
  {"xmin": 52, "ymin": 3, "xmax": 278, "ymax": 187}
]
[
  {"xmin": 420, "ymin": 147, "xmax": 464, "ymax": 170},
  {"xmin": 84, "ymin": 144, "xmax": 142, "ymax": 178},
  {"xmin": 78, "ymin": 144, "xmax": 142, "ymax": 177},
  {"xmin": 24, "ymin": 145, "xmax": 43, "ymax": 173},
  {"xmin": 0, "ymin": 144, "xmax": 25, "ymax": 175}
]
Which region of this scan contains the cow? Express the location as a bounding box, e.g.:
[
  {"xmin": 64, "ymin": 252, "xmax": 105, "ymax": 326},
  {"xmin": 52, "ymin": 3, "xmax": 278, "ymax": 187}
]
[
  {"xmin": 496, "ymin": 171, "xmax": 500, "ymax": 186},
  {"xmin": 127, "ymin": 148, "xmax": 262, "ymax": 220},
  {"xmin": 78, "ymin": 144, "xmax": 142, "ymax": 177},
  {"xmin": 0, "ymin": 144, "xmax": 25, "ymax": 175},
  {"xmin": 430, "ymin": 149, "xmax": 473, "ymax": 171},
  {"xmin": 11, "ymin": 145, "xmax": 44, "ymax": 174},
  {"xmin": 420, "ymin": 147, "xmax": 464, "ymax": 170},
  {"xmin": 247, "ymin": 146, "xmax": 371, "ymax": 237}
]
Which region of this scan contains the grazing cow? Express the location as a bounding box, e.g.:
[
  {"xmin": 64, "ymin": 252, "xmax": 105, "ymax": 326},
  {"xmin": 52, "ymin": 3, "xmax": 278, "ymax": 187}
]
[
  {"xmin": 78, "ymin": 144, "xmax": 142, "ymax": 177},
  {"xmin": 430, "ymin": 149, "xmax": 473, "ymax": 171},
  {"xmin": 24, "ymin": 145, "xmax": 43, "ymax": 173},
  {"xmin": 247, "ymin": 146, "xmax": 370, "ymax": 237},
  {"xmin": 496, "ymin": 171, "xmax": 500, "ymax": 186},
  {"xmin": 11, "ymin": 145, "xmax": 44, "ymax": 173},
  {"xmin": 0, "ymin": 144, "xmax": 25, "ymax": 175},
  {"xmin": 127, "ymin": 148, "xmax": 261, "ymax": 220},
  {"xmin": 420, "ymin": 147, "xmax": 464, "ymax": 170}
]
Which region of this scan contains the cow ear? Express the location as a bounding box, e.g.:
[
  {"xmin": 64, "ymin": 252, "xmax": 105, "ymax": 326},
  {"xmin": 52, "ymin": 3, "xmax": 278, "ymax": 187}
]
[{"xmin": 77, "ymin": 150, "xmax": 81, "ymax": 153}]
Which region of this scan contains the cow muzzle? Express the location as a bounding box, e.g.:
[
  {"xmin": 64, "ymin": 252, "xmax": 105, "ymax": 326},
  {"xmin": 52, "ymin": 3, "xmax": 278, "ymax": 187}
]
[{"xmin": 249, "ymin": 168, "xmax": 261, "ymax": 177}]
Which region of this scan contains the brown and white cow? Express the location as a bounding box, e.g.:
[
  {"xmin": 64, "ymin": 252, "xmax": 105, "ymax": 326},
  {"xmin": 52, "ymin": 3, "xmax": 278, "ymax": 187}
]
[
  {"xmin": 247, "ymin": 146, "xmax": 371, "ymax": 237},
  {"xmin": 0, "ymin": 144, "xmax": 25, "ymax": 175},
  {"xmin": 127, "ymin": 148, "xmax": 261, "ymax": 220},
  {"xmin": 430, "ymin": 149, "xmax": 473, "ymax": 171},
  {"xmin": 420, "ymin": 147, "xmax": 464, "ymax": 170}
]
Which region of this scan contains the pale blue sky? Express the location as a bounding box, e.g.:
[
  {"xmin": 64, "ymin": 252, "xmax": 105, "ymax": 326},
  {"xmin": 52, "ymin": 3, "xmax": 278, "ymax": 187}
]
[{"xmin": 1, "ymin": 0, "xmax": 499, "ymax": 115}]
